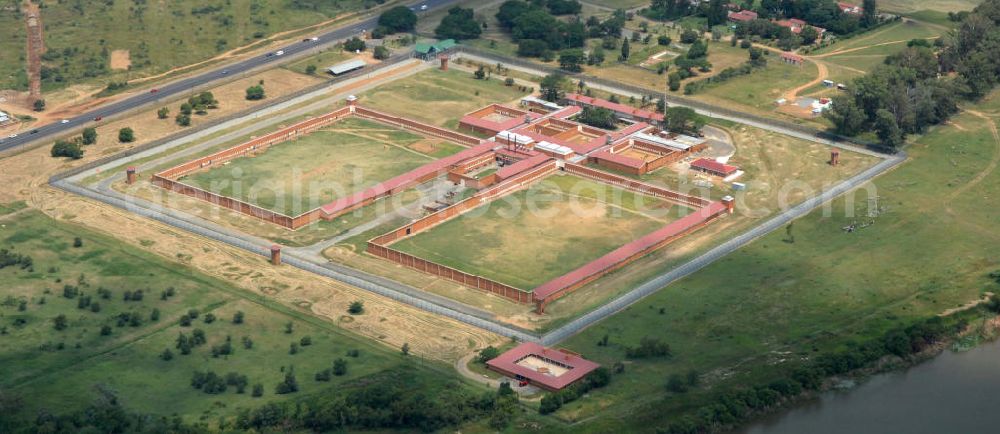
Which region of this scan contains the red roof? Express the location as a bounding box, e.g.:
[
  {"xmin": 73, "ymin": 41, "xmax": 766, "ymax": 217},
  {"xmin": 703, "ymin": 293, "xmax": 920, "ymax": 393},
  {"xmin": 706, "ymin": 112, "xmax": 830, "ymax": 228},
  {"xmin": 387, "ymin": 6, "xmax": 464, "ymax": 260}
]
[
  {"xmin": 690, "ymin": 158, "xmax": 739, "ymax": 176},
  {"xmin": 564, "ymin": 94, "xmax": 664, "ymax": 122},
  {"xmin": 497, "ymin": 154, "xmax": 551, "ymax": 179},
  {"xmin": 320, "ymin": 141, "xmax": 496, "ymax": 215},
  {"xmin": 728, "ymin": 10, "xmax": 758, "ymax": 22},
  {"xmin": 486, "ymin": 342, "xmax": 600, "ymax": 390},
  {"xmin": 532, "ymin": 201, "xmax": 728, "ymax": 300},
  {"xmin": 780, "ymin": 52, "xmax": 803, "ymax": 62}
]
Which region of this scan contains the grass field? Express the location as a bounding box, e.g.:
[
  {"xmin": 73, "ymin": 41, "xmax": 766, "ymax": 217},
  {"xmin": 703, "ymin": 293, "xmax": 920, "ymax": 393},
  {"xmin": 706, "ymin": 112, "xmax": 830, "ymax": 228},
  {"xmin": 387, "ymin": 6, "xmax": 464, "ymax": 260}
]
[
  {"xmin": 0, "ymin": 0, "xmax": 369, "ymax": 92},
  {"xmin": 550, "ymin": 95, "xmax": 1000, "ymax": 432},
  {"xmin": 392, "ymin": 174, "xmax": 687, "ymax": 290},
  {"xmin": 284, "ymin": 49, "xmax": 352, "ymax": 76},
  {"xmin": 181, "ymin": 117, "xmax": 462, "ymax": 216},
  {"xmin": 812, "ymin": 20, "xmax": 943, "ymax": 57},
  {"xmin": 879, "ymin": 0, "xmax": 980, "ymax": 12},
  {"xmin": 697, "ymin": 58, "xmax": 820, "ymax": 110},
  {"xmin": 0, "ymin": 210, "xmax": 453, "ymax": 423},
  {"xmin": 359, "ymin": 68, "xmax": 530, "ymax": 130}
]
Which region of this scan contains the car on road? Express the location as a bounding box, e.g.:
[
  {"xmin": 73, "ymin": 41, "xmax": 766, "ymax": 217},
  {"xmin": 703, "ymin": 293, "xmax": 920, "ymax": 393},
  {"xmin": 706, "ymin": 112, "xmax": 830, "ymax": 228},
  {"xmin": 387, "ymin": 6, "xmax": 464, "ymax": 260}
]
[
  {"xmin": 275, "ymin": 50, "xmax": 284, "ymax": 56},
  {"xmin": 94, "ymin": 116, "xmax": 103, "ymax": 121},
  {"xmin": 29, "ymin": 129, "xmax": 38, "ymax": 134},
  {"xmin": 60, "ymin": 119, "xmax": 69, "ymax": 124},
  {"xmin": 302, "ymin": 37, "xmax": 319, "ymax": 42},
  {"xmin": 420, "ymin": 4, "xmax": 428, "ymax": 10},
  {"xmin": 222, "ymin": 70, "xmax": 229, "ymax": 75},
  {"xmin": 7, "ymin": 133, "xmax": 16, "ymax": 139},
  {"xmin": 150, "ymin": 88, "xmax": 158, "ymax": 93}
]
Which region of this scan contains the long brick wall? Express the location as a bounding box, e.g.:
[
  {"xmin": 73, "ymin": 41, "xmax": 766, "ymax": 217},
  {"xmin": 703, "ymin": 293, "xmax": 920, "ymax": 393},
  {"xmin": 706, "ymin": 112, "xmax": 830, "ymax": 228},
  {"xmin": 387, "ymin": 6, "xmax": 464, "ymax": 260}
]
[
  {"xmin": 565, "ymin": 163, "xmax": 710, "ymax": 208},
  {"xmin": 151, "ymin": 105, "xmax": 486, "ymax": 230},
  {"xmin": 367, "ymin": 159, "xmax": 559, "ymax": 305}
]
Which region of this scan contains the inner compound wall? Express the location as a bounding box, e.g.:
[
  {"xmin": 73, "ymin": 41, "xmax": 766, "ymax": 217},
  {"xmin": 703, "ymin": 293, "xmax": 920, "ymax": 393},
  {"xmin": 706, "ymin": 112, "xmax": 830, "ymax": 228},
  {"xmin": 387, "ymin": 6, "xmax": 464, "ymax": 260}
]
[
  {"xmin": 151, "ymin": 104, "xmax": 485, "ymax": 230},
  {"xmin": 367, "ymin": 159, "xmax": 726, "ymax": 312}
]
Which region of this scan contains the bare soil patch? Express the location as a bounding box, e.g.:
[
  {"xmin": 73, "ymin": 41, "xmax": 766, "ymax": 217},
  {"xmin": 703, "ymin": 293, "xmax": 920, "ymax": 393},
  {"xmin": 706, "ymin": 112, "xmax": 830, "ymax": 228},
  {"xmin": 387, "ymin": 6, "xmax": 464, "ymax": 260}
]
[{"xmin": 110, "ymin": 50, "xmax": 131, "ymax": 70}]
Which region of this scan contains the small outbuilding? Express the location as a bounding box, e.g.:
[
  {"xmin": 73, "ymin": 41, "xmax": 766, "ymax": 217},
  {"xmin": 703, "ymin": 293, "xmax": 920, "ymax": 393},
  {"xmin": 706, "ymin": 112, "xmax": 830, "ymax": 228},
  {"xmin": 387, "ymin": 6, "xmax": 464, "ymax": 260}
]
[{"xmin": 327, "ymin": 59, "xmax": 367, "ymax": 76}]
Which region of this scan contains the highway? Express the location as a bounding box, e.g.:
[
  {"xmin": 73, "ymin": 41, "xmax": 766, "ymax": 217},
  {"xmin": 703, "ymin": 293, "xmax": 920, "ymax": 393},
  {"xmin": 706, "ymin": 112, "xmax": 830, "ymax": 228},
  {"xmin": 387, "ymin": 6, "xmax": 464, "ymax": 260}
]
[{"xmin": 0, "ymin": 0, "xmax": 457, "ymax": 153}]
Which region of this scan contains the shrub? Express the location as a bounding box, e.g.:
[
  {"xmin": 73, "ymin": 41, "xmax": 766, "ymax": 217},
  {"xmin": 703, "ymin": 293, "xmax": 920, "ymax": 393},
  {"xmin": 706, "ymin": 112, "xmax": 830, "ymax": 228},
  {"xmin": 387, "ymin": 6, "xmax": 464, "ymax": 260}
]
[
  {"xmin": 348, "ymin": 301, "xmax": 364, "ymax": 315},
  {"xmin": 51, "ymin": 140, "xmax": 83, "ymax": 159}
]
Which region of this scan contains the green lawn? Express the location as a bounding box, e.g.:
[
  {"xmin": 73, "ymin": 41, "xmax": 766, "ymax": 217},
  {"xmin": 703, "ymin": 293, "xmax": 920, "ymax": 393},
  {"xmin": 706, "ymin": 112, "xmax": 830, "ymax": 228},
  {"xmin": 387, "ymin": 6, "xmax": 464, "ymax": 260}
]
[
  {"xmin": 698, "ymin": 58, "xmax": 819, "ymax": 110},
  {"xmin": 285, "ymin": 49, "xmax": 352, "ymax": 76},
  {"xmin": 812, "ymin": 20, "xmax": 942, "ymax": 56},
  {"xmin": 359, "ymin": 68, "xmax": 530, "ymax": 129},
  {"xmin": 551, "ymin": 98, "xmax": 1000, "ymax": 432},
  {"xmin": 0, "ymin": 0, "xmax": 370, "ymax": 92},
  {"xmin": 391, "ymin": 174, "xmax": 686, "ymax": 290},
  {"xmin": 181, "ymin": 117, "xmax": 462, "ymax": 216},
  {"xmin": 0, "ymin": 210, "xmax": 449, "ymax": 424}
]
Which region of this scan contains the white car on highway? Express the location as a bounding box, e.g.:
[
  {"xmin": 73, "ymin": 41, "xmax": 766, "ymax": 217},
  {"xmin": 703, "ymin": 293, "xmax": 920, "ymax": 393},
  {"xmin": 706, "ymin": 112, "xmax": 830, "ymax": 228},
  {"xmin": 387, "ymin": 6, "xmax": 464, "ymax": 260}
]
[
  {"xmin": 8, "ymin": 133, "xmax": 17, "ymax": 139},
  {"xmin": 60, "ymin": 119, "xmax": 69, "ymax": 124},
  {"xmin": 275, "ymin": 50, "xmax": 284, "ymax": 56}
]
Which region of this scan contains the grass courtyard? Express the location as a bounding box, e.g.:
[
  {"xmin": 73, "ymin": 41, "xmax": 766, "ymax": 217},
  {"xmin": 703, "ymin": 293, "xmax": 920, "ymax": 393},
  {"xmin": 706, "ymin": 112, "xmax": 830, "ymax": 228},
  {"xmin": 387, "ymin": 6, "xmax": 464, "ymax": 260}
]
[
  {"xmin": 391, "ymin": 174, "xmax": 689, "ymax": 290},
  {"xmin": 181, "ymin": 117, "xmax": 463, "ymax": 216},
  {"xmin": 0, "ymin": 210, "xmax": 454, "ymax": 424}
]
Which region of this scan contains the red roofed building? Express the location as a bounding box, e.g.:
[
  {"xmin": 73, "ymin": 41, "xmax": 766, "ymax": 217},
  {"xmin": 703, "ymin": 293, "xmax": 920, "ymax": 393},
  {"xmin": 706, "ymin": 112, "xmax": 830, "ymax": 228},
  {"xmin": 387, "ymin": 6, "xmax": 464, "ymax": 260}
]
[
  {"xmin": 728, "ymin": 9, "xmax": 758, "ymax": 23},
  {"xmin": 838, "ymin": 2, "xmax": 863, "ymax": 15},
  {"xmin": 780, "ymin": 52, "xmax": 804, "ymax": 65},
  {"xmin": 562, "ymin": 93, "xmax": 664, "ymax": 124},
  {"xmin": 486, "ymin": 342, "xmax": 600, "ymax": 391},
  {"xmin": 690, "ymin": 158, "xmax": 739, "ymax": 177},
  {"xmin": 775, "ymin": 18, "xmax": 826, "ymax": 37}
]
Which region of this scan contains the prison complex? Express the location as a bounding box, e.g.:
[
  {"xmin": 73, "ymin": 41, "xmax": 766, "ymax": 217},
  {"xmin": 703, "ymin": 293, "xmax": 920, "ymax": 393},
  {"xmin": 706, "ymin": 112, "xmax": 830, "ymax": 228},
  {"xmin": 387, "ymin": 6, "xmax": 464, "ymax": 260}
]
[{"xmin": 151, "ymin": 94, "xmax": 731, "ymax": 313}]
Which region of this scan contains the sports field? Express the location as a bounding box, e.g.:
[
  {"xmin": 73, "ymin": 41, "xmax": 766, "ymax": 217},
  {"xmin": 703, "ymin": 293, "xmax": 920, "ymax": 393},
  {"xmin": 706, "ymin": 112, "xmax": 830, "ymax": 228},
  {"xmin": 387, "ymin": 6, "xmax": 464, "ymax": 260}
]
[
  {"xmin": 181, "ymin": 117, "xmax": 463, "ymax": 216},
  {"xmin": 391, "ymin": 174, "xmax": 689, "ymax": 290}
]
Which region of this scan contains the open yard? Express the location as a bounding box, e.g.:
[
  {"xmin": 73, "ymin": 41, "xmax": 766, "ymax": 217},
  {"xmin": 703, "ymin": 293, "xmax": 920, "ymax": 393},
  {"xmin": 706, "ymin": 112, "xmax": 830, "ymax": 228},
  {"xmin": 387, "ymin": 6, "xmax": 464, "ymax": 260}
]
[
  {"xmin": 0, "ymin": 210, "xmax": 461, "ymax": 424},
  {"xmin": 550, "ymin": 95, "xmax": 1000, "ymax": 432},
  {"xmin": 180, "ymin": 117, "xmax": 463, "ymax": 216},
  {"xmin": 391, "ymin": 174, "xmax": 687, "ymax": 290},
  {"xmin": 358, "ymin": 68, "xmax": 530, "ymax": 129}
]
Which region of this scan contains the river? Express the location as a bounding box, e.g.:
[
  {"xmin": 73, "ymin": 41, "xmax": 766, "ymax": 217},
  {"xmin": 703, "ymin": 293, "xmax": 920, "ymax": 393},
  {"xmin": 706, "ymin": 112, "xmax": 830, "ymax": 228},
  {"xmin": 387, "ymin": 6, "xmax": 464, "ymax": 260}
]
[{"xmin": 737, "ymin": 339, "xmax": 1000, "ymax": 434}]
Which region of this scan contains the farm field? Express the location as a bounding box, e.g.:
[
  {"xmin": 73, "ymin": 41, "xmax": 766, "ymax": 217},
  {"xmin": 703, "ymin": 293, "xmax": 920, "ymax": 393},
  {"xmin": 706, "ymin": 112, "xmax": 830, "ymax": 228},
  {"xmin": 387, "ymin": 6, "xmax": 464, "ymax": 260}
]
[
  {"xmin": 0, "ymin": 210, "xmax": 462, "ymax": 424},
  {"xmin": 0, "ymin": 0, "xmax": 369, "ymax": 92},
  {"xmin": 358, "ymin": 68, "xmax": 530, "ymax": 129},
  {"xmin": 180, "ymin": 117, "xmax": 463, "ymax": 216},
  {"xmin": 392, "ymin": 174, "xmax": 688, "ymax": 290},
  {"xmin": 552, "ymin": 95, "xmax": 1000, "ymax": 432}
]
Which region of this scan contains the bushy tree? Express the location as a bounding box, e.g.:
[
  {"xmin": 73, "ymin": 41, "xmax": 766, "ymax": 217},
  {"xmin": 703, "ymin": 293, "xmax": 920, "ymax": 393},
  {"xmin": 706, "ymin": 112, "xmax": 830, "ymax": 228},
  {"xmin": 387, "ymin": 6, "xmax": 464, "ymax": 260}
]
[
  {"xmin": 344, "ymin": 37, "xmax": 366, "ymax": 52},
  {"xmin": 378, "ymin": 6, "xmax": 418, "ymax": 33},
  {"xmin": 435, "ymin": 7, "xmax": 482, "ymax": 40},
  {"xmin": 348, "ymin": 301, "xmax": 364, "ymax": 314},
  {"xmin": 245, "ymin": 85, "xmax": 265, "ymax": 101},
  {"xmin": 559, "ymin": 48, "xmax": 586, "ymax": 72},
  {"xmin": 157, "ymin": 107, "xmax": 170, "ymax": 119},
  {"xmin": 51, "ymin": 140, "xmax": 83, "ymax": 159},
  {"xmin": 81, "ymin": 127, "xmax": 97, "ymax": 145},
  {"xmin": 118, "ymin": 127, "xmax": 135, "ymax": 143}
]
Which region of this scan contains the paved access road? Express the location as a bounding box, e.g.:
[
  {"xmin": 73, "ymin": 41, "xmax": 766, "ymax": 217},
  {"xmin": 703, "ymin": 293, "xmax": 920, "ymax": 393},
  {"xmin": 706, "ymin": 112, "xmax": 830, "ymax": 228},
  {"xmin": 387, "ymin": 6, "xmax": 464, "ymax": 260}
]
[{"xmin": 0, "ymin": 0, "xmax": 458, "ymax": 154}]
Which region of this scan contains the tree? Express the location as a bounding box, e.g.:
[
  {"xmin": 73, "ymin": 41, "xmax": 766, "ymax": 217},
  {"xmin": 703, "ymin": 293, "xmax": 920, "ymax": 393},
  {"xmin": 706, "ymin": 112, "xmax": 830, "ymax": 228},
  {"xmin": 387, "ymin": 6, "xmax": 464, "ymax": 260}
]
[
  {"xmin": 875, "ymin": 108, "xmax": 903, "ymax": 150},
  {"xmin": 233, "ymin": 311, "xmax": 244, "ymax": 324},
  {"xmin": 666, "ymin": 373, "xmax": 688, "ymax": 393},
  {"xmin": 304, "ymin": 64, "xmax": 317, "ymax": 75},
  {"xmin": 435, "ymin": 7, "xmax": 482, "ymax": 40},
  {"xmin": 668, "ymin": 72, "xmax": 681, "ymax": 91},
  {"xmin": 373, "ymin": 45, "xmax": 391, "ymax": 60},
  {"xmin": 275, "ymin": 369, "xmax": 299, "ymax": 394},
  {"xmin": 82, "ymin": 127, "xmax": 97, "ymax": 145},
  {"xmin": 540, "ymin": 73, "xmax": 570, "ymax": 102},
  {"xmin": 33, "ymin": 99, "xmax": 46, "ymax": 112},
  {"xmin": 862, "ymin": 0, "xmax": 878, "ymax": 27},
  {"xmin": 252, "ymin": 383, "xmax": 264, "ymax": 397},
  {"xmin": 53, "ymin": 314, "xmax": 68, "ymax": 331},
  {"xmin": 332, "ymin": 358, "xmax": 348, "ymax": 376},
  {"xmin": 343, "ymin": 37, "xmax": 366, "ymax": 52},
  {"xmin": 378, "ymin": 6, "xmax": 418, "ymax": 33},
  {"xmin": 157, "ymin": 107, "xmax": 170, "ymax": 119},
  {"xmin": 474, "ymin": 66, "xmax": 487, "ymax": 80},
  {"xmin": 401, "ymin": 342, "xmax": 410, "ymax": 355},
  {"xmin": 348, "ymin": 301, "xmax": 364, "ymax": 315},
  {"xmin": 800, "ymin": 25, "xmax": 820, "ymax": 45},
  {"xmin": 284, "ymin": 322, "xmax": 293, "ymax": 334},
  {"xmin": 577, "ymin": 107, "xmax": 617, "ymax": 129},
  {"xmin": 161, "ymin": 348, "xmax": 174, "ymax": 361},
  {"xmin": 619, "ymin": 37, "xmax": 630, "ymax": 61},
  {"xmin": 548, "ymin": 0, "xmax": 582, "ymax": 15},
  {"xmin": 748, "ymin": 47, "xmax": 766, "ymax": 67},
  {"xmin": 51, "ymin": 140, "xmax": 84, "ymax": 159},
  {"xmin": 245, "ymin": 85, "xmax": 265, "ymax": 101},
  {"xmin": 658, "ymin": 35, "xmax": 672, "ymax": 46},
  {"xmin": 180, "ymin": 102, "xmax": 193, "ymax": 115},
  {"xmin": 175, "ymin": 113, "xmax": 191, "ymax": 127},
  {"xmin": 477, "ymin": 346, "xmax": 501, "ymax": 363},
  {"xmin": 664, "ymin": 107, "xmax": 705, "ymax": 135},
  {"xmin": 118, "ymin": 128, "xmax": 135, "ymax": 143},
  {"xmin": 680, "ymin": 28, "xmax": 699, "ymax": 44},
  {"xmin": 706, "ymin": 0, "xmax": 727, "ymax": 26},
  {"xmin": 73, "ymin": 237, "xmax": 83, "ymax": 248},
  {"xmin": 559, "ymin": 48, "xmax": 586, "ymax": 72},
  {"xmin": 825, "ymin": 95, "xmax": 865, "ymax": 136}
]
